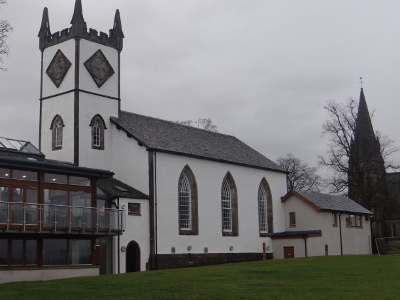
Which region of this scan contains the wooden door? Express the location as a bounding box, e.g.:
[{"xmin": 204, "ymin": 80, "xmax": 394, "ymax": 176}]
[{"xmin": 284, "ymin": 246, "xmax": 295, "ymax": 259}]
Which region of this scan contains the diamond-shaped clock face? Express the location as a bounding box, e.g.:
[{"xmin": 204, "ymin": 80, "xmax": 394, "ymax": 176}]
[
  {"xmin": 84, "ymin": 50, "xmax": 115, "ymax": 88},
  {"xmin": 46, "ymin": 50, "xmax": 72, "ymax": 88}
]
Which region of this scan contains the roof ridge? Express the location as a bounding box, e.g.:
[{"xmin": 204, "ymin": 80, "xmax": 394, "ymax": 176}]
[{"xmin": 119, "ymin": 110, "xmax": 238, "ymax": 139}]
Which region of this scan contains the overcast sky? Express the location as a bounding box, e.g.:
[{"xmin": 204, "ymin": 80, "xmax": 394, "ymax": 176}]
[{"xmin": 1, "ymin": 0, "xmax": 400, "ymax": 175}]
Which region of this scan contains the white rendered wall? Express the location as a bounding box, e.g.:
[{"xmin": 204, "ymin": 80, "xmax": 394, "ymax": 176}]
[
  {"xmin": 153, "ymin": 152, "xmax": 287, "ymax": 256},
  {"xmin": 274, "ymin": 194, "xmax": 372, "ymax": 259},
  {"xmin": 79, "ymin": 39, "xmax": 119, "ymax": 98},
  {"xmin": 41, "ymin": 40, "xmax": 76, "ymax": 99},
  {"xmin": 78, "ymin": 93, "xmax": 118, "ymax": 170},
  {"xmin": 116, "ymin": 198, "xmax": 150, "ymax": 273},
  {"xmin": 40, "ymin": 39, "xmax": 120, "ymax": 165},
  {"xmin": 109, "ymin": 126, "xmax": 150, "ymax": 194},
  {"xmin": 272, "ymin": 238, "xmax": 307, "ymax": 259},
  {"xmin": 40, "ymin": 93, "xmax": 75, "ymax": 162}
]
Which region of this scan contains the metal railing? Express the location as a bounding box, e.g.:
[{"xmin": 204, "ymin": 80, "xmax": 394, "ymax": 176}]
[{"xmin": 0, "ymin": 201, "xmax": 125, "ymax": 234}]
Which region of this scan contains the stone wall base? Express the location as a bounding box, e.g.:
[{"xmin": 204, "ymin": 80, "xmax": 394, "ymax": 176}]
[
  {"xmin": 0, "ymin": 266, "xmax": 100, "ymax": 284},
  {"xmin": 154, "ymin": 252, "xmax": 273, "ymax": 270}
]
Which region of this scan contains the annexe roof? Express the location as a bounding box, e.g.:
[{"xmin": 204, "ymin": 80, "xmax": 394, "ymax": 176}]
[
  {"xmin": 0, "ymin": 137, "xmax": 43, "ymax": 156},
  {"xmin": 282, "ymin": 190, "xmax": 373, "ymax": 215},
  {"xmin": 0, "ymin": 138, "xmax": 113, "ymax": 178},
  {"xmin": 271, "ymin": 230, "xmax": 322, "ymax": 239},
  {"xmin": 97, "ymin": 178, "xmax": 149, "ymax": 199},
  {"xmin": 110, "ymin": 111, "xmax": 285, "ymax": 173}
]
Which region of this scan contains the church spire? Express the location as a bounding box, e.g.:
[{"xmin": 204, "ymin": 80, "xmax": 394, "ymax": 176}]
[
  {"xmin": 38, "ymin": 7, "xmax": 51, "ymax": 50},
  {"xmin": 355, "ymin": 88, "xmax": 375, "ymax": 141},
  {"xmin": 70, "ymin": 0, "xmax": 87, "ymax": 35},
  {"xmin": 111, "ymin": 9, "xmax": 124, "ymax": 51}
]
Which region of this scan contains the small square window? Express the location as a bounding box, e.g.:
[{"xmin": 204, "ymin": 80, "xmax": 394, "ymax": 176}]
[
  {"xmin": 128, "ymin": 203, "xmax": 141, "ymax": 216},
  {"xmin": 289, "ymin": 212, "xmax": 296, "ymax": 227}
]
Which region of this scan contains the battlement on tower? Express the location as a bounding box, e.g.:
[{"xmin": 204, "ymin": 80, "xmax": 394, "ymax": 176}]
[
  {"xmin": 41, "ymin": 26, "xmax": 122, "ymax": 50},
  {"xmin": 38, "ymin": 1, "xmax": 124, "ymax": 51}
]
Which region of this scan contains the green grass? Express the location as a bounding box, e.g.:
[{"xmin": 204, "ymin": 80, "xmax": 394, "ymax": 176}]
[{"xmin": 1, "ymin": 255, "xmax": 400, "ymax": 299}]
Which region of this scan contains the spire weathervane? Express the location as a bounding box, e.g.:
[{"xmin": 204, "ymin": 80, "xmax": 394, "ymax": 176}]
[{"xmin": 359, "ymin": 77, "xmax": 364, "ymax": 88}]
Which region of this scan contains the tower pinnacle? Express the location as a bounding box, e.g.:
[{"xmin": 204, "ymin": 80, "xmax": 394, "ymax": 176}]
[
  {"xmin": 38, "ymin": 7, "xmax": 51, "ymax": 50},
  {"xmin": 111, "ymin": 9, "xmax": 124, "ymax": 51},
  {"xmin": 70, "ymin": 0, "xmax": 87, "ymax": 35}
]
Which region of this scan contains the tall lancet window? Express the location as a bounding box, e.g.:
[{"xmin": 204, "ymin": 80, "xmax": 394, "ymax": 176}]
[
  {"xmin": 92, "ymin": 121, "xmax": 101, "ymax": 147},
  {"xmin": 179, "ymin": 174, "xmax": 191, "ymax": 230},
  {"xmin": 221, "ymin": 172, "xmax": 238, "ymax": 236},
  {"xmin": 258, "ymin": 185, "xmax": 268, "ymax": 233},
  {"xmin": 55, "ymin": 120, "xmax": 63, "ymax": 148},
  {"xmin": 258, "ymin": 178, "xmax": 273, "ymax": 236},
  {"xmin": 89, "ymin": 115, "xmax": 106, "ymax": 150},
  {"xmin": 178, "ymin": 165, "xmax": 198, "ymax": 235},
  {"xmin": 51, "ymin": 115, "xmax": 64, "ymax": 151},
  {"xmin": 221, "ymin": 179, "xmax": 232, "ymax": 231}
]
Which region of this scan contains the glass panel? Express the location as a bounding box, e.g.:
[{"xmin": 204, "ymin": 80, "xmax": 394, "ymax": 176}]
[
  {"xmin": 45, "ymin": 173, "xmax": 68, "ymax": 184},
  {"xmin": 0, "ymin": 239, "xmax": 7, "ymax": 265},
  {"xmin": 97, "ymin": 187, "xmax": 107, "ymax": 198},
  {"xmin": 25, "ymin": 190, "xmax": 38, "ymax": 225},
  {"xmin": 0, "ymin": 186, "xmax": 9, "ymax": 202},
  {"xmin": 97, "ymin": 238, "xmax": 112, "ymax": 275},
  {"xmin": 12, "ymin": 188, "xmax": 24, "ymax": 224},
  {"xmin": 20, "ymin": 142, "xmax": 42, "ymax": 155},
  {"xmin": 0, "ymin": 168, "xmax": 10, "ymax": 178},
  {"xmin": 7, "ymin": 139, "xmax": 24, "ymax": 150},
  {"xmin": 69, "ymin": 240, "xmax": 91, "ymax": 265},
  {"xmin": 97, "ymin": 199, "xmax": 109, "ymax": 230},
  {"xmin": 12, "ymin": 170, "xmax": 38, "ymax": 181},
  {"xmin": 0, "ymin": 201, "xmax": 6, "ymax": 224},
  {"xmin": 0, "ymin": 187, "xmax": 8, "ymax": 224},
  {"xmin": 44, "ymin": 190, "xmax": 68, "ymax": 228},
  {"xmin": 11, "ymin": 240, "xmax": 23, "ymax": 265},
  {"xmin": 26, "ymin": 240, "xmax": 37, "ymax": 265},
  {"xmin": 43, "ymin": 239, "xmax": 68, "ymax": 265},
  {"xmin": 70, "ymin": 176, "xmax": 90, "ymax": 186},
  {"xmin": 71, "ymin": 191, "xmax": 92, "ymax": 228},
  {"xmin": 0, "ymin": 137, "xmax": 16, "ymax": 149}
]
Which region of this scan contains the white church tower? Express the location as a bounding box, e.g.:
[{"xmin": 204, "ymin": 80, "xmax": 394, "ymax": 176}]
[{"xmin": 38, "ymin": 0, "xmax": 124, "ymax": 169}]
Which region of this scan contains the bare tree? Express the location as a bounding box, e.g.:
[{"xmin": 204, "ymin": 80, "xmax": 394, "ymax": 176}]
[
  {"xmin": 175, "ymin": 118, "xmax": 218, "ymax": 132},
  {"xmin": 319, "ymin": 98, "xmax": 399, "ymax": 194},
  {"xmin": 0, "ymin": 0, "xmax": 12, "ymax": 71},
  {"xmin": 277, "ymin": 153, "xmax": 322, "ymax": 192}
]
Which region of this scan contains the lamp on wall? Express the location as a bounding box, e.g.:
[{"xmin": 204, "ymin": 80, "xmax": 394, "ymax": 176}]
[
  {"xmin": 229, "ymin": 246, "xmax": 234, "ymax": 251},
  {"xmin": 187, "ymin": 245, "xmax": 192, "ymax": 251},
  {"xmin": 121, "ymin": 246, "xmax": 126, "ymax": 252}
]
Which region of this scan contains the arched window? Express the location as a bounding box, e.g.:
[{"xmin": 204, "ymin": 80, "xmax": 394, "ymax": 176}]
[
  {"xmin": 258, "ymin": 178, "xmax": 273, "ymax": 236},
  {"xmin": 221, "ymin": 172, "xmax": 238, "ymax": 236},
  {"xmin": 178, "ymin": 165, "xmax": 198, "ymax": 235},
  {"xmin": 50, "ymin": 115, "xmax": 64, "ymax": 150},
  {"xmin": 89, "ymin": 115, "xmax": 106, "ymax": 150}
]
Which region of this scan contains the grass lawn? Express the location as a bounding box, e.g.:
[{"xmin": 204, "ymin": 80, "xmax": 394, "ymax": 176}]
[{"xmin": 0, "ymin": 255, "xmax": 399, "ymax": 299}]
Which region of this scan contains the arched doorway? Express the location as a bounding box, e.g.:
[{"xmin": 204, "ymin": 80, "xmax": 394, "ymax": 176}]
[{"xmin": 126, "ymin": 241, "xmax": 140, "ymax": 272}]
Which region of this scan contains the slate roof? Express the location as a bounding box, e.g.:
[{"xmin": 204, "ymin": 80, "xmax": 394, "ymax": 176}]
[
  {"xmin": 97, "ymin": 178, "xmax": 149, "ymax": 199},
  {"xmin": 282, "ymin": 190, "xmax": 373, "ymax": 215},
  {"xmin": 110, "ymin": 111, "xmax": 285, "ymax": 172}
]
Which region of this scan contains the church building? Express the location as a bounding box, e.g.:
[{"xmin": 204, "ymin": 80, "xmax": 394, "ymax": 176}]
[
  {"xmin": 37, "ymin": 0, "xmax": 288, "ymax": 273},
  {"xmin": 1, "ymin": 0, "xmax": 374, "ymax": 282}
]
